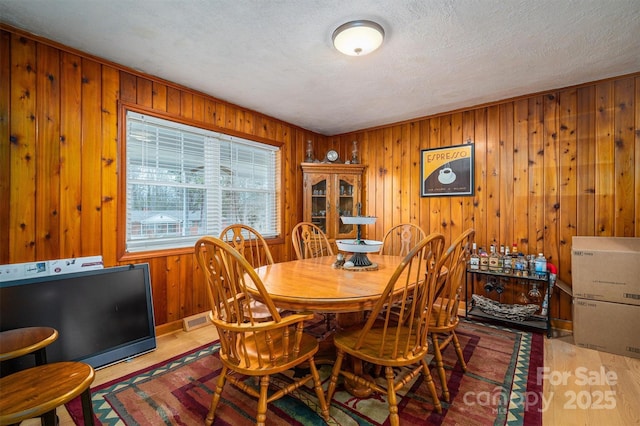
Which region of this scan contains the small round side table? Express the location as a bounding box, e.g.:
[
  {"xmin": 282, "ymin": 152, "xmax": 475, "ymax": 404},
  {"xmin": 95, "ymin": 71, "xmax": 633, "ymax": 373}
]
[
  {"xmin": 0, "ymin": 361, "xmax": 95, "ymax": 426},
  {"xmin": 0, "ymin": 326, "xmax": 58, "ymax": 365}
]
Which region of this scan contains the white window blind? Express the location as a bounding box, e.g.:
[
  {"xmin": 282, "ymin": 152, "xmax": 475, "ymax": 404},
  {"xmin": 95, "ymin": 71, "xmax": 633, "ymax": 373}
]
[{"xmin": 125, "ymin": 111, "xmax": 280, "ymax": 252}]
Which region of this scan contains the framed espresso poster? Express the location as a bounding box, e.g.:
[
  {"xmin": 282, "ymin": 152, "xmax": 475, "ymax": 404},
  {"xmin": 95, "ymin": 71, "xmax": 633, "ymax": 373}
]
[{"xmin": 421, "ymin": 143, "xmax": 474, "ymax": 197}]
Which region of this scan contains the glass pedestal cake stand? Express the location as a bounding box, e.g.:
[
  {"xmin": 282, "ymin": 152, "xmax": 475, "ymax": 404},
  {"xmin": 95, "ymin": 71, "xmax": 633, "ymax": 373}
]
[{"xmin": 336, "ymin": 216, "xmax": 382, "ymax": 268}]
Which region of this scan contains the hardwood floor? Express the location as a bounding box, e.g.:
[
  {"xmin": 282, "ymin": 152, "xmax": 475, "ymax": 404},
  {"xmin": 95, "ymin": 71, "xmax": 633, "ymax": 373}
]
[
  {"xmin": 31, "ymin": 325, "xmax": 639, "ymax": 426},
  {"xmin": 542, "ymin": 329, "xmax": 640, "ymax": 426}
]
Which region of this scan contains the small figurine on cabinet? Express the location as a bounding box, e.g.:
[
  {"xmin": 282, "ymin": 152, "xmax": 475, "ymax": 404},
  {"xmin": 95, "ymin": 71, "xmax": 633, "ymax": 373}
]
[
  {"xmin": 305, "ymin": 140, "xmax": 314, "ymax": 162},
  {"xmin": 351, "ymin": 140, "xmax": 359, "ymax": 164}
]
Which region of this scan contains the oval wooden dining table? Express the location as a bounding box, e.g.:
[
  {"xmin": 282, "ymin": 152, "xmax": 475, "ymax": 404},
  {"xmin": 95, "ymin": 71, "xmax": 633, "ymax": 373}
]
[
  {"xmin": 251, "ymin": 254, "xmax": 406, "ymax": 397},
  {"xmin": 251, "ymin": 254, "xmax": 405, "ymax": 314}
]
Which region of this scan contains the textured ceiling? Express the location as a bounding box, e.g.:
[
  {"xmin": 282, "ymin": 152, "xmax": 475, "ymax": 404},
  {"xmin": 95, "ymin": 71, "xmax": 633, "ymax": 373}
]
[{"xmin": 1, "ymin": 0, "xmax": 639, "ymax": 136}]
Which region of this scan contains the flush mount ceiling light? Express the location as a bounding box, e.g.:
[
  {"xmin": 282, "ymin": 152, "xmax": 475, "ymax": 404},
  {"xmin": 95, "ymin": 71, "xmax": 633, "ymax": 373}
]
[{"xmin": 332, "ymin": 20, "xmax": 385, "ymax": 56}]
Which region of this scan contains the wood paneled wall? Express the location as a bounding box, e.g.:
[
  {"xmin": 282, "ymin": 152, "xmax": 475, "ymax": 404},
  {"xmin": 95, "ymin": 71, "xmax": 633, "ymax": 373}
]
[
  {"xmin": 0, "ymin": 28, "xmax": 314, "ymax": 328},
  {"xmin": 330, "ymin": 76, "xmax": 640, "ymax": 322},
  {"xmin": 2, "ymin": 26, "xmax": 638, "ymax": 326}
]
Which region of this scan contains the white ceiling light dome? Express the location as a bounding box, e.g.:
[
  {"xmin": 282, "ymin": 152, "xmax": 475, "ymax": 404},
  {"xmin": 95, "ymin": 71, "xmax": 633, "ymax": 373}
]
[{"xmin": 332, "ymin": 20, "xmax": 385, "ymax": 56}]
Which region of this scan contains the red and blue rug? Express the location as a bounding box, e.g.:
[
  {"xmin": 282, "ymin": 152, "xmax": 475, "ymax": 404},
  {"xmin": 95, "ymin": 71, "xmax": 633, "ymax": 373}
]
[{"xmin": 67, "ymin": 319, "xmax": 543, "ymax": 425}]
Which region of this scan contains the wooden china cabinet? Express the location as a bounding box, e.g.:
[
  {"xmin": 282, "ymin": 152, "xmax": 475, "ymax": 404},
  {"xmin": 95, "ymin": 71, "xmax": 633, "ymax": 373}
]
[{"xmin": 301, "ymin": 163, "xmax": 366, "ymax": 242}]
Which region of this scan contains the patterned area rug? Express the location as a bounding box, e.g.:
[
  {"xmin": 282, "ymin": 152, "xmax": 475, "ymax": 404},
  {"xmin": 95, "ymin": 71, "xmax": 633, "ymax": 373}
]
[{"xmin": 66, "ymin": 319, "xmax": 543, "ymax": 425}]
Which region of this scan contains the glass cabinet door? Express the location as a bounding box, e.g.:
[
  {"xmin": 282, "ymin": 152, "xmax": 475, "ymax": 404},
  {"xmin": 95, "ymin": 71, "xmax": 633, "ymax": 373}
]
[
  {"xmin": 334, "ymin": 174, "xmax": 361, "ymax": 239},
  {"xmin": 310, "ymin": 177, "xmax": 328, "ymax": 233},
  {"xmin": 337, "ymin": 178, "xmax": 355, "ymax": 235}
]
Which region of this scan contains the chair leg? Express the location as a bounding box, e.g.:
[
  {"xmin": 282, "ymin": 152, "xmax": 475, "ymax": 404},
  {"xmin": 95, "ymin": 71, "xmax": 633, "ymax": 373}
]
[
  {"xmin": 420, "ymin": 359, "xmax": 443, "ymax": 413},
  {"xmin": 256, "ymin": 375, "xmax": 270, "ymax": 426},
  {"xmin": 326, "ymin": 350, "xmax": 345, "ymax": 402},
  {"xmin": 309, "ymin": 358, "xmax": 330, "ymax": 421},
  {"xmin": 431, "ymin": 333, "xmax": 450, "ymax": 402},
  {"xmin": 385, "ymin": 366, "xmax": 400, "ymax": 426},
  {"xmin": 452, "ymin": 331, "xmax": 468, "ymax": 372},
  {"xmin": 206, "ymin": 366, "xmax": 228, "ymax": 426}
]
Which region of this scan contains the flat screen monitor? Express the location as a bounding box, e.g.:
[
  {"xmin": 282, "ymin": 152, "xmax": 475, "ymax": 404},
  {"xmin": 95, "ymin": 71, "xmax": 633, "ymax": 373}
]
[{"xmin": 0, "ymin": 263, "xmax": 156, "ymax": 371}]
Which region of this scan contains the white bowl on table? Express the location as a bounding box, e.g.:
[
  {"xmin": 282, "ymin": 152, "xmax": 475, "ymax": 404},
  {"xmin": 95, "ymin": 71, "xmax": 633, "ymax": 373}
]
[
  {"xmin": 336, "ymin": 239, "xmax": 383, "ymax": 253},
  {"xmin": 340, "ymin": 216, "xmax": 377, "ymax": 225}
]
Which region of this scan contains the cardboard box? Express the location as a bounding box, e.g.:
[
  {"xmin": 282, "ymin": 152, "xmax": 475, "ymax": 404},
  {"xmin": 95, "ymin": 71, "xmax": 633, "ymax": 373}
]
[
  {"xmin": 573, "ymin": 298, "xmax": 640, "ymax": 359},
  {"xmin": 49, "ymin": 256, "xmax": 103, "ymax": 275},
  {"xmin": 571, "ymin": 236, "xmax": 640, "ymax": 306},
  {"xmin": 0, "ymin": 256, "xmax": 103, "ymax": 282},
  {"xmin": 0, "ymin": 261, "xmax": 50, "ymax": 282}
]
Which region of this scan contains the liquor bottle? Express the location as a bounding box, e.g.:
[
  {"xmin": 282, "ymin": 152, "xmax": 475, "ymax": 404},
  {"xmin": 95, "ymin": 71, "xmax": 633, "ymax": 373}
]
[
  {"xmin": 479, "ymin": 247, "xmax": 489, "ymax": 271},
  {"xmin": 511, "ymin": 244, "xmax": 519, "ymax": 272},
  {"xmin": 519, "ymin": 253, "xmax": 528, "ymax": 276},
  {"xmin": 503, "ymin": 247, "xmax": 512, "ymax": 274},
  {"xmin": 528, "ymin": 254, "xmax": 536, "ymax": 276},
  {"xmin": 498, "ymin": 245, "xmax": 505, "ymax": 272},
  {"xmin": 534, "ymin": 253, "xmax": 547, "ymax": 278},
  {"xmin": 469, "ymin": 242, "xmax": 480, "ymax": 271},
  {"xmin": 488, "ymin": 245, "xmax": 500, "ymax": 272}
]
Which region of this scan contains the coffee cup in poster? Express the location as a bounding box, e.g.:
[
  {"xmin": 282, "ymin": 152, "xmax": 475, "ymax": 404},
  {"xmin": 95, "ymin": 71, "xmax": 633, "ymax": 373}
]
[{"xmin": 438, "ymin": 167, "xmax": 456, "ymax": 184}]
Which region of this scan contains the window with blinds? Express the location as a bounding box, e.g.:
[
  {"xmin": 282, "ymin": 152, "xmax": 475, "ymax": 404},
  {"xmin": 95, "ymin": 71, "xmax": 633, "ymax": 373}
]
[{"xmin": 125, "ymin": 111, "xmax": 280, "ymax": 252}]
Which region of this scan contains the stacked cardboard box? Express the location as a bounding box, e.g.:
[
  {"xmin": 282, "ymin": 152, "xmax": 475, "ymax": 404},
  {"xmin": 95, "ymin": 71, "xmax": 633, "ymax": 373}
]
[
  {"xmin": 0, "ymin": 256, "xmax": 103, "ymax": 282},
  {"xmin": 571, "ymin": 237, "xmax": 640, "ymax": 359}
]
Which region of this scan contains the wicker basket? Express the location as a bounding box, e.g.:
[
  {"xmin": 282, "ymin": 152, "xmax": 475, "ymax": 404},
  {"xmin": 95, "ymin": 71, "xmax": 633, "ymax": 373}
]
[{"xmin": 471, "ymin": 294, "xmax": 539, "ymax": 321}]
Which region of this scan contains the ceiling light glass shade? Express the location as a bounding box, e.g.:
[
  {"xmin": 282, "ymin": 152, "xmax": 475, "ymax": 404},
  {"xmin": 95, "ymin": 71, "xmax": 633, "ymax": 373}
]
[{"xmin": 332, "ymin": 20, "xmax": 385, "ymax": 56}]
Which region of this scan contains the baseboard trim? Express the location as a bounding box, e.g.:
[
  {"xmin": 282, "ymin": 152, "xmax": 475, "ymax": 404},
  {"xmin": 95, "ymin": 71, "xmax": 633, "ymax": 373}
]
[
  {"xmin": 155, "ymin": 320, "xmax": 183, "ymax": 336},
  {"xmin": 551, "ymin": 318, "xmax": 572, "ymax": 332}
]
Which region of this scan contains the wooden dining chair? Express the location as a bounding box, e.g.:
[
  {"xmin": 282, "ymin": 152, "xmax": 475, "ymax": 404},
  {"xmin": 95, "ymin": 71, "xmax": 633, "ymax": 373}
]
[
  {"xmin": 194, "ymin": 236, "xmax": 329, "ymax": 426},
  {"xmin": 220, "ymin": 224, "xmax": 278, "ymax": 319},
  {"xmin": 429, "ymin": 228, "xmax": 475, "ymax": 402},
  {"xmin": 326, "ymin": 233, "xmax": 446, "ymax": 425},
  {"xmin": 220, "ymin": 224, "xmax": 275, "ymax": 268},
  {"xmin": 379, "ymin": 223, "xmax": 426, "ymax": 257},
  {"xmin": 291, "ymin": 221, "xmax": 336, "ymax": 332},
  {"xmin": 291, "ymin": 222, "xmax": 334, "ymax": 260}
]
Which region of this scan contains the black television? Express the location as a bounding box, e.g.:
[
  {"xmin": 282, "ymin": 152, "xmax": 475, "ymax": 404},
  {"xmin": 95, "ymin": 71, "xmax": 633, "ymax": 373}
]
[{"xmin": 0, "ymin": 263, "xmax": 156, "ymax": 371}]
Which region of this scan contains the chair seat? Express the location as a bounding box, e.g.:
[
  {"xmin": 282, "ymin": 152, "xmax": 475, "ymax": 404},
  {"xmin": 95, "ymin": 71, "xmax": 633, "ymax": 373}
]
[
  {"xmin": 0, "ymin": 361, "xmax": 95, "ymax": 426},
  {"xmin": 221, "ymin": 329, "xmax": 320, "ymax": 375},
  {"xmin": 334, "ymin": 326, "xmax": 428, "ymax": 366},
  {"xmin": 429, "ymin": 310, "xmax": 460, "ymax": 331}
]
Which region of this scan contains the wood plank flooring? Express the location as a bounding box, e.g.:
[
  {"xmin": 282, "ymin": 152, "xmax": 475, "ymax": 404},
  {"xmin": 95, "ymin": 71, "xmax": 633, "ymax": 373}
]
[
  {"xmin": 25, "ymin": 325, "xmax": 640, "ymax": 426},
  {"xmin": 542, "ymin": 330, "xmax": 640, "ymax": 426}
]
